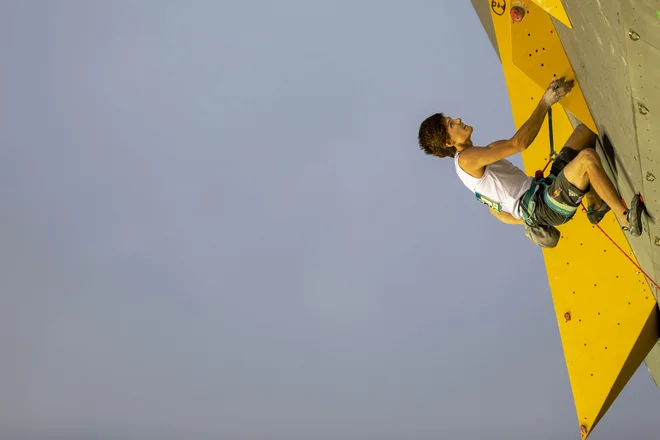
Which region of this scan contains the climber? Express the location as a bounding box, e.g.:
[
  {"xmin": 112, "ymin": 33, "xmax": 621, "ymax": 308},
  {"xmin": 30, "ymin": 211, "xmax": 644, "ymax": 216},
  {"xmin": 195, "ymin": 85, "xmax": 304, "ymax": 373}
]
[{"xmin": 417, "ymin": 77, "xmax": 643, "ymax": 245}]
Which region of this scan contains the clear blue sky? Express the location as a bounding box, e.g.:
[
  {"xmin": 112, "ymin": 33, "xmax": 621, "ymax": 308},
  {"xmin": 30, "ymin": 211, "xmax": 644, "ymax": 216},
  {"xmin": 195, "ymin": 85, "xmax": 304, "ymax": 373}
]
[{"xmin": 1, "ymin": 1, "xmax": 659, "ymax": 439}]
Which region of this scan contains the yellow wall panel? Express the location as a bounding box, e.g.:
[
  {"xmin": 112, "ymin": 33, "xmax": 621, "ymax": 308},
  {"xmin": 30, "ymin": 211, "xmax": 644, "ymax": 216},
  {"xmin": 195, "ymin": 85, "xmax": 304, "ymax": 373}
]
[
  {"xmin": 485, "ymin": 1, "xmax": 660, "ymax": 437},
  {"xmin": 510, "ymin": 1, "xmax": 594, "ymax": 133},
  {"xmin": 529, "ymin": 0, "xmax": 573, "ymax": 28}
]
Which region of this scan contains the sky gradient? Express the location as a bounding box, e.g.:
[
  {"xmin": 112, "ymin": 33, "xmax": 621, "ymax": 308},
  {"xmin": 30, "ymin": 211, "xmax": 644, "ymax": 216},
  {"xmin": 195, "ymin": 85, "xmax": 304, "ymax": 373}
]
[{"xmin": 1, "ymin": 1, "xmax": 659, "ymax": 439}]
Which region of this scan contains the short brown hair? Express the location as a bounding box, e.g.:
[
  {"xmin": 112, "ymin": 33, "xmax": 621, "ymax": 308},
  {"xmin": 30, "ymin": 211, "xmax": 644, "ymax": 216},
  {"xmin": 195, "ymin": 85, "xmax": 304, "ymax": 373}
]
[{"xmin": 418, "ymin": 113, "xmax": 456, "ymax": 158}]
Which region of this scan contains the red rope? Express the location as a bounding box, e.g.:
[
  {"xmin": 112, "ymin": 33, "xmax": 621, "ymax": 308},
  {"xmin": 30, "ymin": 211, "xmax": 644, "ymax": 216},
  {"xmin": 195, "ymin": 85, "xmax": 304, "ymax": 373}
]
[
  {"xmin": 534, "ymin": 156, "xmax": 555, "ymax": 180},
  {"xmin": 538, "ymin": 154, "xmax": 659, "ymax": 292},
  {"xmin": 538, "ymin": 109, "xmax": 657, "ymax": 292},
  {"xmin": 541, "ymin": 156, "xmax": 554, "ymax": 174},
  {"xmin": 578, "ymin": 202, "xmax": 660, "ymax": 292}
]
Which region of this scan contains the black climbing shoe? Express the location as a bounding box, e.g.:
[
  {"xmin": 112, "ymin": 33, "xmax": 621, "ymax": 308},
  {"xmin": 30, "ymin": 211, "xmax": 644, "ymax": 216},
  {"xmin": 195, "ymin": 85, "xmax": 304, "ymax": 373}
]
[
  {"xmin": 587, "ymin": 202, "xmax": 611, "ymax": 225},
  {"xmin": 622, "ymin": 194, "xmax": 643, "ymax": 237}
]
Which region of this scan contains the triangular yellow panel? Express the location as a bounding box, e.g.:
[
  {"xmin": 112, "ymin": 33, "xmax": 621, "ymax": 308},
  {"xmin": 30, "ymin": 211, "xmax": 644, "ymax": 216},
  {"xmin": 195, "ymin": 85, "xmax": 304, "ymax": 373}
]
[
  {"xmin": 544, "ymin": 214, "xmax": 658, "ymax": 437},
  {"xmin": 487, "ymin": 2, "xmax": 659, "ymax": 438},
  {"xmin": 529, "ymin": 0, "xmax": 573, "ymax": 28},
  {"xmin": 509, "ymin": 1, "xmax": 594, "ymax": 133}
]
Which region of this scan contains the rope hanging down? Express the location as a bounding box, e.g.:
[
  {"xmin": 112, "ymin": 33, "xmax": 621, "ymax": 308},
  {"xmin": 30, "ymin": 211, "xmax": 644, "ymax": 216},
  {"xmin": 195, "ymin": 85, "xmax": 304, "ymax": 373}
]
[
  {"xmin": 540, "ymin": 107, "xmax": 660, "ymax": 292},
  {"xmin": 580, "ymin": 201, "xmax": 660, "ymax": 292}
]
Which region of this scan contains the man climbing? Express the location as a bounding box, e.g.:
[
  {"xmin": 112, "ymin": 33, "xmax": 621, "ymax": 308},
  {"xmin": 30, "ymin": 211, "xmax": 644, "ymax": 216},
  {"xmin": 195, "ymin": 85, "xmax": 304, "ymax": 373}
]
[{"xmin": 417, "ymin": 77, "xmax": 644, "ymax": 246}]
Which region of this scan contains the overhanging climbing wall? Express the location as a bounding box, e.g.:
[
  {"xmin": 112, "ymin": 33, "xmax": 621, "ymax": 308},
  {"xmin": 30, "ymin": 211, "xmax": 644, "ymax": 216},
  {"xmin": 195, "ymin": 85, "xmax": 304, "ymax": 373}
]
[
  {"xmin": 470, "ymin": 0, "xmax": 660, "ymax": 438},
  {"xmin": 553, "ymin": 0, "xmax": 660, "ymax": 395}
]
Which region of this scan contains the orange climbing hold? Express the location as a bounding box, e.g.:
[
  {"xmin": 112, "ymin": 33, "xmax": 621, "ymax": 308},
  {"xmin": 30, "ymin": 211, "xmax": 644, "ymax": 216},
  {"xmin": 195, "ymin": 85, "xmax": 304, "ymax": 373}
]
[{"xmin": 510, "ymin": 5, "xmax": 525, "ymax": 22}]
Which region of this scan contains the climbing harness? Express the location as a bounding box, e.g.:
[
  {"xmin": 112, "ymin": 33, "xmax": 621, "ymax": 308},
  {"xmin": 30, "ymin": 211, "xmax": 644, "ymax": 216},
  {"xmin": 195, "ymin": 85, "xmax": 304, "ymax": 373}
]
[{"xmin": 520, "ymin": 175, "xmax": 553, "ymax": 227}]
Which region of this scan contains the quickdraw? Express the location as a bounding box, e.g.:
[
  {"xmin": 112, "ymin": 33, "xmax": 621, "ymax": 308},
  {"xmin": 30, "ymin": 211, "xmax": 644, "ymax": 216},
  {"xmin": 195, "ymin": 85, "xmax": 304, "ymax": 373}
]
[
  {"xmin": 522, "ymin": 107, "xmax": 558, "ymax": 227},
  {"xmin": 536, "ymin": 107, "xmax": 557, "ymax": 179}
]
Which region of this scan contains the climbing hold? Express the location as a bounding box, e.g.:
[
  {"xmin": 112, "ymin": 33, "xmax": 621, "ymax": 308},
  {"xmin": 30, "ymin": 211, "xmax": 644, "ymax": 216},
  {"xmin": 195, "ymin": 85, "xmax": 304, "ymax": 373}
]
[
  {"xmin": 629, "ymin": 30, "xmax": 640, "ymax": 41},
  {"xmin": 581, "ymin": 425, "xmax": 588, "ymax": 434},
  {"xmin": 510, "ymin": 6, "xmax": 525, "ymax": 22},
  {"xmin": 638, "ymin": 103, "xmax": 649, "ymax": 115},
  {"xmin": 564, "ymin": 312, "xmax": 572, "ymax": 322},
  {"xmin": 647, "ymin": 172, "xmax": 655, "ymax": 181},
  {"xmin": 654, "ymin": 237, "xmax": 660, "ymax": 246}
]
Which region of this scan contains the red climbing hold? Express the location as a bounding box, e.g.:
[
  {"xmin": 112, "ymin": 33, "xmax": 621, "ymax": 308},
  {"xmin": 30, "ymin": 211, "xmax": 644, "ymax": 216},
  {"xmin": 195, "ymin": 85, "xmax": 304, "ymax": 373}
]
[{"xmin": 510, "ymin": 5, "xmax": 525, "ymax": 22}]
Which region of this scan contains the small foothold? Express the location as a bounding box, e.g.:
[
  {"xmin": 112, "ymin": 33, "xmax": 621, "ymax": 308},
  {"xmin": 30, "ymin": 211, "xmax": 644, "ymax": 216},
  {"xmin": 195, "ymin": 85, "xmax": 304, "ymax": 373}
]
[
  {"xmin": 639, "ymin": 103, "xmax": 649, "ymax": 115},
  {"xmin": 564, "ymin": 312, "xmax": 571, "ymax": 322},
  {"xmin": 655, "ymin": 237, "xmax": 660, "ymax": 246},
  {"xmin": 629, "ymin": 30, "xmax": 640, "ymax": 41},
  {"xmin": 647, "ymin": 172, "xmax": 655, "ymax": 181},
  {"xmin": 510, "ymin": 6, "xmax": 525, "ymax": 22},
  {"xmin": 581, "ymin": 425, "xmax": 588, "ymax": 434}
]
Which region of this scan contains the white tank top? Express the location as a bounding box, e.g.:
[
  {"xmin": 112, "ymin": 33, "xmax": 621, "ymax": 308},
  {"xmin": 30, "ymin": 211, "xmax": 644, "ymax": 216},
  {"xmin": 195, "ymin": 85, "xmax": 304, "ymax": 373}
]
[{"xmin": 454, "ymin": 152, "xmax": 532, "ymax": 219}]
